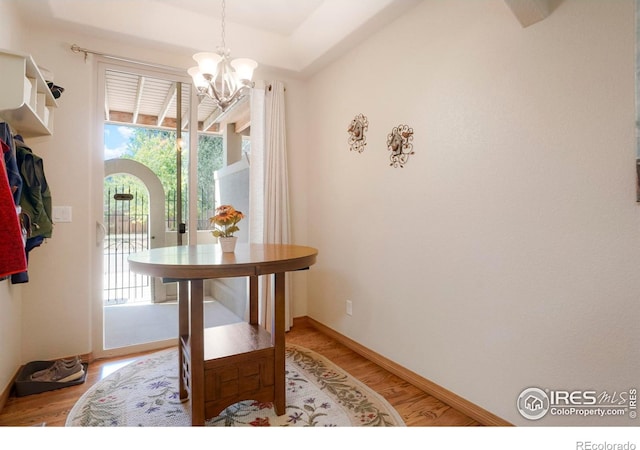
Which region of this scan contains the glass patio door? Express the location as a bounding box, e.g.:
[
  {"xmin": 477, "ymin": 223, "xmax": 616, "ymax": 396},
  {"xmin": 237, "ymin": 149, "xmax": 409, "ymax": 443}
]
[{"xmin": 95, "ymin": 60, "xmax": 197, "ymax": 355}]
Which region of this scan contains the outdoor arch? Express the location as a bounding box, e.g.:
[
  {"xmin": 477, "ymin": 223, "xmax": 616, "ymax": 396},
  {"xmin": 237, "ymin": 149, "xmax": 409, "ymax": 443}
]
[
  {"xmin": 104, "ymin": 158, "xmax": 166, "ymax": 250},
  {"xmin": 104, "ymin": 158, "xmax": 168, "ymax": 303}
]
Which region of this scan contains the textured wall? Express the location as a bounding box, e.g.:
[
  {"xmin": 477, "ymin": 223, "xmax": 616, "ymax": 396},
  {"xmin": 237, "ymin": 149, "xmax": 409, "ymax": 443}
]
[{"xmin": 305, "ymin": 0, "xmax": 639, "ymax": 426}]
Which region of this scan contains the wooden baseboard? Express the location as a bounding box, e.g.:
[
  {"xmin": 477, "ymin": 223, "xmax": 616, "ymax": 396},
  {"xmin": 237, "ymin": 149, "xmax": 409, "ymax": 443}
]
[
  {"xmin": 299, "ymin": 316, "xmax": 512, "ymax": 426},
  {"xmin": 0, "ymin": 371, "xmax": 16, "ymax": 413}
]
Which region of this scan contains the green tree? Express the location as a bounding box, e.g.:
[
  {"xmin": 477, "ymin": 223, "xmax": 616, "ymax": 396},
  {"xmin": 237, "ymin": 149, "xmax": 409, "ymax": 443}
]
[
  {"xmin": 111, "ymin": 127, "xmax": 224, "ymax": 230},
  {"xmin": 197, "ymin": 134, "xmax": 224, "ymax": 227},
  {"xmin": 123, "ymin": 128, "xmax": 179, "ymax": 195}
]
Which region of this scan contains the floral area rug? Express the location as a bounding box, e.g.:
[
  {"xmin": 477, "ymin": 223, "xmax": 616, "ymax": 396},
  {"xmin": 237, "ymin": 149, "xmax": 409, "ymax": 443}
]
[{"xmin": 65, "ymin": 344, "xmax": 405, "ymax": 427}]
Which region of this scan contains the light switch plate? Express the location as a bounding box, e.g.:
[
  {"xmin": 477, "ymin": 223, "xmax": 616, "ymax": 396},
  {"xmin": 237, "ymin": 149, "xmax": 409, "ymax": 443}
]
[{"xmin": 52, "ymin": 206, "xmax": 72, "ymax": 223}]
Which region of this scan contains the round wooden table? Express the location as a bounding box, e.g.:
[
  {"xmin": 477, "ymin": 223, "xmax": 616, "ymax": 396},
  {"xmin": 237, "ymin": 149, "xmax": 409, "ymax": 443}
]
[{"xmin": 128, "ymin": 243, "xmax": 318, "ymax": 426}]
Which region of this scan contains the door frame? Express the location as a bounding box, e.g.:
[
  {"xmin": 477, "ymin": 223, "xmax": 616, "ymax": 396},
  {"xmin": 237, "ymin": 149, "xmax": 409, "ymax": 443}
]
[{"xmin": 92, "ymin": 58, "xmax": 198, "ymax": 358}]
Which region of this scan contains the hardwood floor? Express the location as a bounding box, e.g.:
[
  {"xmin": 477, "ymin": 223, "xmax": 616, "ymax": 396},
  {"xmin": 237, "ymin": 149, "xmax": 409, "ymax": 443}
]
[
  {"xmin": 0, "ymin": 353, "xmax": 147, "ymax": 427},
  {"xmin": 0, "ymin": 318, "xmax": 480, "ymax": 427},
  {"xmin": 286, "ymin": 318, "xmax": 481, "ymax": 427}
]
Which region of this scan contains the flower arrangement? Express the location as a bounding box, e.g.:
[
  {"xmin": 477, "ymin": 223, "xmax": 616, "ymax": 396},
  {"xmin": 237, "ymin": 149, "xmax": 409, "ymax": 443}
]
[{"xmin": 209, "ymin": 205, "xmax": 244, "ymax": 238}]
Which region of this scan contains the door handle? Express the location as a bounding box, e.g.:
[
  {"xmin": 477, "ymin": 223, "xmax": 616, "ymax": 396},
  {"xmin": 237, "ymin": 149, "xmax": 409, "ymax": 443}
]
[{"xmin": 96, "ymin": 221, "xmax": 107, "ymax": 246}]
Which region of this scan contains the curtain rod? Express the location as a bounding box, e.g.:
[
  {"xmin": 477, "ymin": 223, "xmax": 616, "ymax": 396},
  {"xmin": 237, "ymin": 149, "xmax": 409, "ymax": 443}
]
[
  {"xmin": 70, "ymin": 44, "xmax": 186, "ymax": 74},
  {"xmin": 267, "ymin": 84, "xmax": 286, "ymax": 92}
]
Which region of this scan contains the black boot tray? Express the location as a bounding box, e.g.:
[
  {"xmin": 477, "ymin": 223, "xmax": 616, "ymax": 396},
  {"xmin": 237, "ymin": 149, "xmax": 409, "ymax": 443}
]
[{"xmin": 14, "ymin": 360, "xmax": 87, "ymax": 397}]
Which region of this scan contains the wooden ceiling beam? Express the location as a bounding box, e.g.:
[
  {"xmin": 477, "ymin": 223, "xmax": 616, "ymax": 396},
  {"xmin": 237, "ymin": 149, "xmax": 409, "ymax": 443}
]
[
  {"xmin": 109, "ymin": 111, "xmax": 175, "ymax": 128},
  {"xmin": 234, "ymin": 110, "xmax": 251, "ymax": 134},
  {"xmin": 107, "ymin": 110, "xmax": 219, "ymax": 134},
  {"xmin": 202, "ymin": 107, "xmax": 224, "ymax": 132},
  {"xmin": 157, "ymin": 82, "xmax": 176, "ymax": 127},
  {"xmin": 132, "ymin": 76, "xmax": 146, "ymax": 124}
]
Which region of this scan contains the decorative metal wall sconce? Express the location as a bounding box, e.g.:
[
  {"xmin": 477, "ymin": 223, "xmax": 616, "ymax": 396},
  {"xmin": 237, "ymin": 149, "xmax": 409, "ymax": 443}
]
[
  {"xmin": 348, "ymin": 113, "xmax": 368, "ymax": 153},
  {"xmin": 387, "ymin": 124, "xmax": 414, "ymax": 168}
]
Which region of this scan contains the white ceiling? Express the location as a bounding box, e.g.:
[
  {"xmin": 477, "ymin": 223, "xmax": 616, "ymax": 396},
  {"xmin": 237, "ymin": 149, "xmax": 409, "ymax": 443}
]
[
  {"xmin": 12, "ymin": 0, "xmax": 423, "ymax": 78},
  {"xmin": 154, "ymin": 0, "xmax": 326, "ymax": 36},
  {"xmin": 9, "ymin": 0, "xmax": 545, "ymax": 132}
]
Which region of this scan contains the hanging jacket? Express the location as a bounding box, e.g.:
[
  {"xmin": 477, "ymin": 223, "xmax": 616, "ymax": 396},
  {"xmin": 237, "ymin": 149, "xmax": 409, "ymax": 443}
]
[
  {"xmin": 14, "ymin": 137, "xmax": 53, "ymax": 239},
  {"xmin": 0, "ymin": 122, "xmax": 21, "ymax": 205},
  {"xmin": 0, "ymin": 143, "xmax": 28, "ymax": 278}
]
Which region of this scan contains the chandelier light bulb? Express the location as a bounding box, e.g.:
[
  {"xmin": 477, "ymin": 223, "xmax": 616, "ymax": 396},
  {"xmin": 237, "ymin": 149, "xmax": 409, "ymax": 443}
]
[
  {"xmin": 187, "ymin": 66, "xmax": 208, "ymax": 90},
  {"xmin": 193, "ymin": 52, "xmax": 221, "ymax": 77},
  {"xmin": 230, "ymin": 58, "xmax": 258, "ymax": 82}
]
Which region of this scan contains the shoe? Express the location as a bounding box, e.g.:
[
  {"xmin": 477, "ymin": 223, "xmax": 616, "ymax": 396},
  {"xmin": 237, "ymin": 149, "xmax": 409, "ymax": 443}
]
[
  {"xmin": 30, "ymin": 359, "xmax": 84, "ymax": 383},
  {"xmin": 29, "ymin": 356, "xmax": 82, "ymax": 380},
  {"xmin": 60, "ymin": 356, "xmax": 82, "ymax": 367},
  {"xmin": 46, "ymin": 82, "xmax": 64, "ymax": 99},
  {"xmin": 30, "ymin": 360, "xmax": 84, "ymax": 383}
]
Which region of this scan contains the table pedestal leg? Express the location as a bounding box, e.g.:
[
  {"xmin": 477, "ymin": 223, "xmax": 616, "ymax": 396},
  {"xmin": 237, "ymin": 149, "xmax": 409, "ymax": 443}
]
[
  {"xmin": 189, "ymin": 279, "xmax": 205, "ymax": 426},
  {"xmin": 249, "ymin": 275, "xmax": 258, "ymax": 326},
  {"xmin": 273, "ymin": 272, "xmax": 285, "ymax": 415},
  {"xmin": 178, "ymin": 281, "xmax": 188, "ymax": 401}
]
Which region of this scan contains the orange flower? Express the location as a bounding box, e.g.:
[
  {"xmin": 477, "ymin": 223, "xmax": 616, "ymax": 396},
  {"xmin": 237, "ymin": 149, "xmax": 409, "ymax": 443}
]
[{"xmin": 209, "ymin": 204, "xmax": 244, "ymax": 238}]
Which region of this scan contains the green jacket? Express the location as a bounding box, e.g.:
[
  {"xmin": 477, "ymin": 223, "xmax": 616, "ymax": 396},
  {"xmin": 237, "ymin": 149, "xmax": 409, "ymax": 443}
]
[{"xmin": 15, "ymin": 139, "xmax": 52, "ymax": 239}]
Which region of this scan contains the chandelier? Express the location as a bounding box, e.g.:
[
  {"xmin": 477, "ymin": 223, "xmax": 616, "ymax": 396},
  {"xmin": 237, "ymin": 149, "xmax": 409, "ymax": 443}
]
[{"xmin": 188, "ymin": 0, "xmax": 258, "ymax": 112}]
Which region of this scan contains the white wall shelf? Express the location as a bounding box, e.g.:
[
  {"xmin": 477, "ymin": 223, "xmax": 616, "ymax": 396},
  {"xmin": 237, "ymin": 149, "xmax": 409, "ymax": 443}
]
[{"xmin": 0, "ymin": 49, "xmax": 57, "ymax": 137}]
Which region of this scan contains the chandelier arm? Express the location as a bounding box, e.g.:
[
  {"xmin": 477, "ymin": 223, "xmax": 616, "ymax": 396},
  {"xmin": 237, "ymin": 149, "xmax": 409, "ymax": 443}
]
[
  {"xmin": 224, "ymin": 88, "xmax": 243, "ymax": 108},
  {"xmin": 210, "ymin": 83, "xmax": 226, "ymax": 105},
  {"xmin": 210, "ymin": 75, "xmax": 236, "ymax": 105},
  {"xmin": 209, "ymin": 84, "xmax": 233, "ymax": 111},
  {"xmin": 215, "ymin": 85, "xmax": 247, "ymax": 112}
]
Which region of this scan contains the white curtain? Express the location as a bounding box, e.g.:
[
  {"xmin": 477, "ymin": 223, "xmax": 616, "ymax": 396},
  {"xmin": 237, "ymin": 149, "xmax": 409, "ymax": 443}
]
[
  {"xmin": 249, "ymin": 82, "xmax": 266, "ymax": 244},
  {"xmin": 249, "ymin": 80, "xmax": 293, "ymax": 331}
]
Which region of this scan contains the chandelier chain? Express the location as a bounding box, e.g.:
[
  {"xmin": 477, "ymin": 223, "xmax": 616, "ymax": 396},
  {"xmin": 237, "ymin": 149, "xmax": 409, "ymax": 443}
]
[
  {"xmin": 189, "ymin": 0, "xmax": 256, "ymax": 111},
  {"xmin": 221, "ymin": 0, "xmax": 226, "ymax": 51}
]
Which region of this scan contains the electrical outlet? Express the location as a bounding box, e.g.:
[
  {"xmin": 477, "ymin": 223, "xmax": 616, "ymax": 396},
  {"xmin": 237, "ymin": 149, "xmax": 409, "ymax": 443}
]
[{"xmin": 346, "ymin": 300, "xmax": 353, "ymax": 316}]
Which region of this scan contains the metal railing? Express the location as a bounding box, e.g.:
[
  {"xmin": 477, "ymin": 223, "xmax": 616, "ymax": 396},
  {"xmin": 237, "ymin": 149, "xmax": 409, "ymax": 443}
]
[
  {"xmin": 103, "ymin": 184, "xmax": 216, "ymax": 305},
  {"xmin": 103, "ymin": 185, "xmax": 150, "ymax": 305},
  {"xmin": 165, "ymin": 186, "xmax": 216, "ymax": 231}
]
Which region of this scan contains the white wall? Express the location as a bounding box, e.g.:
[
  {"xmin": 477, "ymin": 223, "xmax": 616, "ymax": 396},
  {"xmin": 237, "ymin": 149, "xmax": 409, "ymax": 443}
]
[
  {"xmin": 0, "ymin": 0, "xmax": 26, "ymax": 399},
  {"xmin": 305, "ymin": 0, "xmax": 640, "ymax": 426},
  {"xmin": 13, "ymin": 32, "xmax": 94, "ymax": 364}
]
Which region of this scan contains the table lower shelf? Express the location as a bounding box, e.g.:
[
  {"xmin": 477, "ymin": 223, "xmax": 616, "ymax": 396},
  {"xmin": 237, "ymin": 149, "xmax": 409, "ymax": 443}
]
[{"xmin": 181, "ymin": 322, "xmax": 277, "ymax": 419}]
